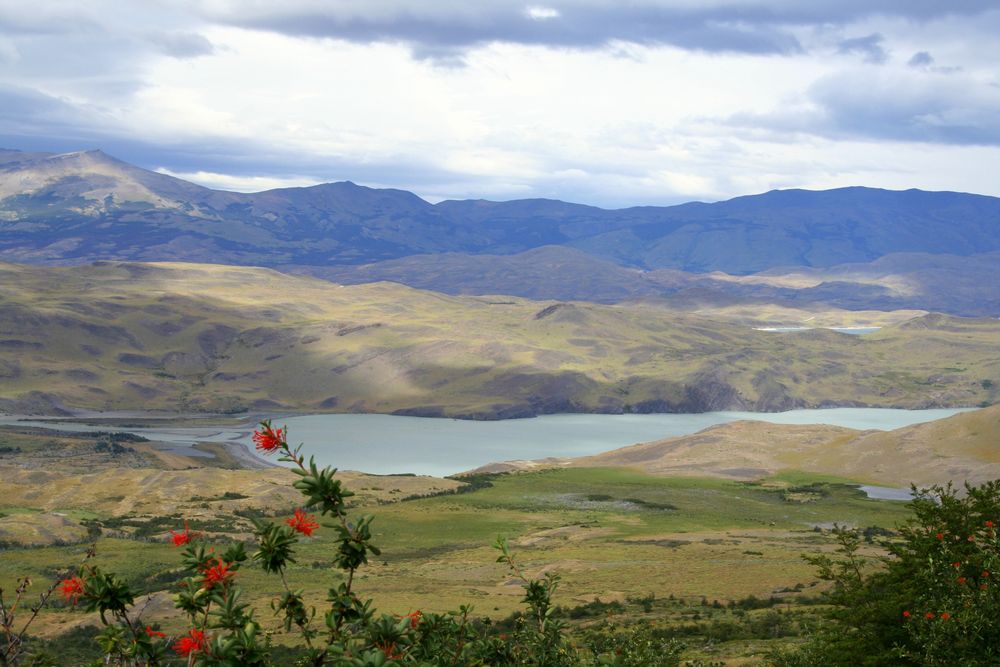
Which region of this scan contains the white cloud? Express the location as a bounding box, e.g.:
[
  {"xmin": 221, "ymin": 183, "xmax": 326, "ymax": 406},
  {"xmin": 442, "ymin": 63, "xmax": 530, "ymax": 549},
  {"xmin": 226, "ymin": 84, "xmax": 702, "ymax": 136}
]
[
  {"xmin": 525, "ymin": 6, "xmax": 560, "ymax": 20},
  {"xmin": 154, "ymin": 168, "xmax": 322, "ymax": 192},
  {"xmin": 0, "ymin": 4, "xmax": 999, "ymax": 206}
]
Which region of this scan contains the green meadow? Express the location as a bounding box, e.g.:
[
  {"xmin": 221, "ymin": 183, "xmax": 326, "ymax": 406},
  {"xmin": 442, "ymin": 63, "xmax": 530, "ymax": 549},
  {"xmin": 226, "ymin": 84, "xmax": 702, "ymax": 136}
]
[{"xmin": 0, "ymin": 464, "xmax": 915, "ymax": 663}]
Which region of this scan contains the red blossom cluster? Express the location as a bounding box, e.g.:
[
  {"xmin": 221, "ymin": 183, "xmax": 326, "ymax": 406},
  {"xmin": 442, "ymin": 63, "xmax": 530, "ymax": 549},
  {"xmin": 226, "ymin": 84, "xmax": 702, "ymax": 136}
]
[
  {"xmin": 59, "ymin": 576, "xmax": 84, "ymax": 606},
  {"xmin": 252, "ymin": 423, "xmax": 285, "ymax": 453},
  {"xmin": 905, "ymin": 610, "xmax": 954, "ymax": 622},
  {"xmin": 377, "ymin": 641, "xmax": 404, "ymax": 660},
  {"xmin": 173, "ymin": 628, "xmax": 208, "ymax": 656},
  {"xmin": 286, "ymin": 508, "xmax": 320, "ymax": 536},
  {"xmin": 201, "ymin": 558, "xmax": 234, "ymax": 589},
  {"xmin": 170, "ymin": 522, "xmax": 192, "ymax": 547}
]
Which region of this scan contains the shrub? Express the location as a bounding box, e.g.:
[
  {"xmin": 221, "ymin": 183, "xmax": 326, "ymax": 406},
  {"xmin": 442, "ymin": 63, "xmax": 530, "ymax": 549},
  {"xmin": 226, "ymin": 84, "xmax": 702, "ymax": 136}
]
[{"xmin": 774, "ymin": 481, "xmax": 1000, "ymax": 666}]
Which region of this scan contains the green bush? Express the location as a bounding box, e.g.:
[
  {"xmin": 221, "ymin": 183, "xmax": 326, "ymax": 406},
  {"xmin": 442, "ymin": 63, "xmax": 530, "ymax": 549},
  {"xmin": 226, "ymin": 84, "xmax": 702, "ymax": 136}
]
[{"xmin": 773, "ymin": 481, "xmax": 1000, "ymax": 666}]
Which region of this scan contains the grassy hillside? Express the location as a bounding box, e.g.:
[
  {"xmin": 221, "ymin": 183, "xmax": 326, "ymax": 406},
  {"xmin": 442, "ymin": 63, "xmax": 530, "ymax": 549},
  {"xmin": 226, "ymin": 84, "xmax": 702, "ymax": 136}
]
[
  {"xmin": 0, "ymin": 261, "xmax": 996, "ymax": 417},
  {"xmin": 306, "ymin": 245, "xmax": 998, "ymax": 316},
  {"xmin": 561, "ymin": 405, "xmax": 1000, "ymax": 487}
]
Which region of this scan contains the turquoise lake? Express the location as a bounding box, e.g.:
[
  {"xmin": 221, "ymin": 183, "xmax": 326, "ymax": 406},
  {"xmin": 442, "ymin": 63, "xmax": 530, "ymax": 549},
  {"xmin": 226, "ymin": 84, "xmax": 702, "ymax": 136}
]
[
  {"xmin": 3, "ymin": 407, "xmax": 973, "ymax": 477},
  {"xmin": 267, "ymin": 408, "xmax": 969, "ymax": 476}
]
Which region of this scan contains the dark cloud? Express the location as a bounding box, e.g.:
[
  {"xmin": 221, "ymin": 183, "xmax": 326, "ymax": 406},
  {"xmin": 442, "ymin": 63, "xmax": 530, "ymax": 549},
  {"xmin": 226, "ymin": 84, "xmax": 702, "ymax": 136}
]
[
  {"xmin": 209, "ymin": 3, "xmax": 806, "ymax": 59},
  {"xmin": 837, "ymin": 34, "xmax": 887, "ymax": 64},
  {"xmin": 197, "ymin": 1, "xmax": 995, "ymax": 60},
  {"xmin": 908, "ymin": 51, "xmax": 934, "ymax": 67},
  {"xmin": 724, "ymin": 69, "xmax": 1000, "ymax": 146},
  {"xmin": 0, "ymin": 86, "xmax": 112, "ymax": 140}
]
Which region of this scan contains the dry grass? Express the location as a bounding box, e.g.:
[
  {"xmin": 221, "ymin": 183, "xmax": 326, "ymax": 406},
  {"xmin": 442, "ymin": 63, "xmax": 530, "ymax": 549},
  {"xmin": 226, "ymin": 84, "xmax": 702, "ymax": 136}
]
[{"xmin": 0, "ymin": 261, "xmax": 996, "ymax": 418}]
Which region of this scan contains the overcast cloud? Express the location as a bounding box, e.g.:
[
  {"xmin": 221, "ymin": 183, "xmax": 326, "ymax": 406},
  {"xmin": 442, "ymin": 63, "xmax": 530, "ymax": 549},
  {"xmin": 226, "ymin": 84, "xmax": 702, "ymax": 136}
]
[{"xmin": 0, "ymin": 1, "xmax": 999, "ymax": 205}]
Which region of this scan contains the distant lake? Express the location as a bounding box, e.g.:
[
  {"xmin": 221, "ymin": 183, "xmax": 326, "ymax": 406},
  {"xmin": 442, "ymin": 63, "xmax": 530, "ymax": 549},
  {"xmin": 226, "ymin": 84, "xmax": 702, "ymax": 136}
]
[
  {"xmin": 753, "ymin": 327, "xmax": 881, "ymax": 335},
  {"xmin": 3, "ymin": 407, "xmax": 972, "ymax": 477},
  {"xmin": 858, "ymin": 485, "xmax": 916, "ymax": 501}
]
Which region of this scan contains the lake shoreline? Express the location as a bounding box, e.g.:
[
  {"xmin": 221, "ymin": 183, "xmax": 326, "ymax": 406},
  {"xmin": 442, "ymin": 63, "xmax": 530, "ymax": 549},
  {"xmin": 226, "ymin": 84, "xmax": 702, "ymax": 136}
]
[
  {"xmin": 2, "ymin": 407, "xmax": 976, "ymax": 478},
  {"xmin": 0, "ymin": 397, "xmax": 984, "ymax": 425}
]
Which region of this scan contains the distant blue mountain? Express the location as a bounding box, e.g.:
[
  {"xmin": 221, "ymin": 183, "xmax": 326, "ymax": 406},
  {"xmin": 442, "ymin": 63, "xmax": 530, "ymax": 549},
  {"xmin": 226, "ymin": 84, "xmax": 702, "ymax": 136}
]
[{"xmin": 1, "ymin": 148, "xmax": 998, "ymax": 277}]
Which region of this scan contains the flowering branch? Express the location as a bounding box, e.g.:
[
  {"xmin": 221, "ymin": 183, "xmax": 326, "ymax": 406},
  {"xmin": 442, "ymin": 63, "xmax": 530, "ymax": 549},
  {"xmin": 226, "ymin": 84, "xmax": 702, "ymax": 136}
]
[{"xmin": 1, "ymin": 545, "xmax": 96, "ymax": 665}]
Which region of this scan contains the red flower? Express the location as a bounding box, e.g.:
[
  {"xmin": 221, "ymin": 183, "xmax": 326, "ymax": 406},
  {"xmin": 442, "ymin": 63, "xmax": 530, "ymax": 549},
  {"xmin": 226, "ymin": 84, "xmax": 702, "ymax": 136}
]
[
  {"xmin": 936, "ymin": 533, "xmax": 944, "ymax": 540},
  {"xmin": 940, "ymin": 612, "xmax": 951, "ymax": 620},
  {"xmin": 958, "ymin": 577, "xmax": 967, "ymax": 584},
  {"xmin": 252, "ymin": 421, "xmax": 285, "ymax": 454},
  {"xmin": 925, "ymin": 612, "xmax": 935, "ymax": 620},
  {"xmin": 953, "ymin": 561, "xmax": 962, "ymax": 568},
  {"xmin": 202, "ymin": 558, "xmax": 234, "ymax": 588},
  {"xmin": 983, "ymin": 571, "xmax": 991, "ymax": 578},
  {"xmin": 59, "ymin": 577, "xmax": 85, "ymax": 605},
  {"xmin": 406, "ymin": 610, "xmax": 422, "ymax": 629},
  {"xmin": 986, "ymin": 520, "xmax": 994, "ymax": 528},
  {"xmin": 902, "ymin": 610, "xmax": 911, "ymax": 618},
  {"xmin": 145, "ymin": 625, "xmax": 166, "ymax": 638},
  {"xmin": 377, "ymin": 642, "xmax": 404, "ymax": 660},
  {"xmin": 286, "ymin": 508, "xmax": 320, "ymax": 537},
  {"xmin": 170, "ymin": 522, "xmax": 192, "ymax": 547},
  {"xmin": 173, "ymin": 628, "xmax": 208, "ymax": 656}
]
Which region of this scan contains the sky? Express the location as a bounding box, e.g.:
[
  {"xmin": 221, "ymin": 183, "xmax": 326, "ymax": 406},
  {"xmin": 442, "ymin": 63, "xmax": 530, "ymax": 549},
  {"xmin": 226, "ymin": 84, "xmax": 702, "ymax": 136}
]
[{"xmin": 1, "ymin": 1, "xmax": 999, "ymax": 207}]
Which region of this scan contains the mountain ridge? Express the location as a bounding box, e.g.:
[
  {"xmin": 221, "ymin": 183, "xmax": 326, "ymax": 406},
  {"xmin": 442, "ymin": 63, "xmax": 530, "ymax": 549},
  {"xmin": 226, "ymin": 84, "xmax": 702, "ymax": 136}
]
[
  {"xmin": 2, "ymin": 148, "xmax": 997, "ymax": 314},
  {"xmin": 3, "ymin": 148, "xmax": 998, "ymax": 269}
]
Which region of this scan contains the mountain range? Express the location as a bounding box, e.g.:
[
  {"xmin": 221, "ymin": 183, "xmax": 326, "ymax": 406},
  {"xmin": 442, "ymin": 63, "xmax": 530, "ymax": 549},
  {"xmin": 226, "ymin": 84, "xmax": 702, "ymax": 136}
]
[{"xmin": 1, "ymin": 148, "xmax": 998, "ymax": 315}]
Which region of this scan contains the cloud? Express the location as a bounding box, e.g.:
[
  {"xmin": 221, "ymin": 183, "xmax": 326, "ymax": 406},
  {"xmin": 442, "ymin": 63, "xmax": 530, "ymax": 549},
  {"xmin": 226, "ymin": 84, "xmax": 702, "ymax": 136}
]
[
  {"xmin": 0, "ymin": 37, "xmax": 16, "ymax": 63},
  {"xmin": 724, "ymin": 68, "xmax": 1000, "ymax": 146},
  {"xmin": 192, "ymin": 1, "xmax": 999, "ymax": 60},
  {"xmin": 525, "ymin": 7, "xmax": 560, "ymax": 21},
  {"xmin": 0, "ymin": 85, "xmax": 114, "ymax": 140},
  {"xmin": 2, "ymin": 2, "xmax": 1000, "ymax": 205},
  {"xmin": 837, "ymin": 33, "xmax": 887, "ymax": 64},
  {"xmin": 147, "ymin": 31, "xmax": 215, "ymax": 59},
  {"xmin": 201, "ymin": 2, "xmax": 806, "ymax": 59},
  {"xmin": 154, "ymin": 168, "xmax": 320, "ymax": 192}
]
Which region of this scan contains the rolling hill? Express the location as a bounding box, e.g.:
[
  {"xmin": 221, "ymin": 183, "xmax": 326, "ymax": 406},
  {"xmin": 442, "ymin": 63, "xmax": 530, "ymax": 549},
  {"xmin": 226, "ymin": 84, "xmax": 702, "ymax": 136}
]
[
  {"xmin": 472, "ymin": 405, "xmax": 1000, "ymax": 488},
  {"xmin": 304, "ymin": 246, "xmax": 1000, "ymax": 316},
  {"xmin": 0, "ymin": 261, "xmax": 995, "ymax": 417}
]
